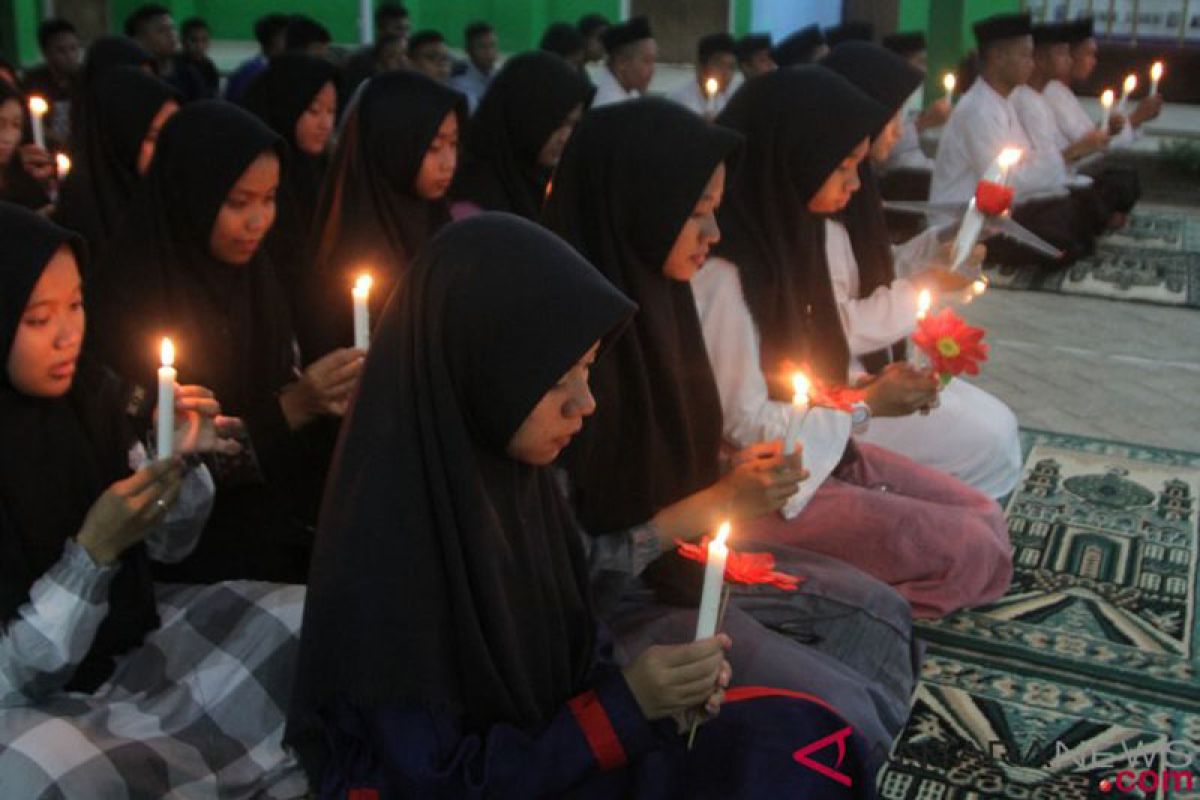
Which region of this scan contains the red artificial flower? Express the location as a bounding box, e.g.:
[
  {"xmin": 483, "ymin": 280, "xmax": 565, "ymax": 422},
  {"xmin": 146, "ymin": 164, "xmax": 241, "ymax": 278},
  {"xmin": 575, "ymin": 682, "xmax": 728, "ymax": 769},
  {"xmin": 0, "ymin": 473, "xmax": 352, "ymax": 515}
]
[
  {"xmin": 676, "ymin": 537, "xmax": 802, "ymax": 591},
  {"xmin": 912, "ymin": 307, "xmax": 989, "ymax": 379},
  {"xmin": 808, "ymin": 380, "xmax": 866, "ymax": 413},
  {"xmin": 975, "ymin": 180, "xmax": 1015, "ymax": 216}
]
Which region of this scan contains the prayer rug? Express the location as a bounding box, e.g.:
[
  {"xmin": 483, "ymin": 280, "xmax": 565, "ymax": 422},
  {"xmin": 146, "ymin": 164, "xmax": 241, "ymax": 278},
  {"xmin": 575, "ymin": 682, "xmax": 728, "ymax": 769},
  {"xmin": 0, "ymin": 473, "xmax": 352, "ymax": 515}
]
[
  {"xmin": 982, "ymin": 205, "xmax": 1200, "ymax": 309},
  {"xmin": 880, "ymin": 430, "xmax": 1200, "ymax": 798}
]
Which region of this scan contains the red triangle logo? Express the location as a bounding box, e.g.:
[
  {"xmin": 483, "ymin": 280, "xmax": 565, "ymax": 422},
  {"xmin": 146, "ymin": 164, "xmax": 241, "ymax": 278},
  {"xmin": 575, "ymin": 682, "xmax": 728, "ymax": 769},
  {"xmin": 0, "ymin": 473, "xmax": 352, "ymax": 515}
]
[{"xmin": 792, "ymin": 726, "xmax": 855, "ymax": 787}]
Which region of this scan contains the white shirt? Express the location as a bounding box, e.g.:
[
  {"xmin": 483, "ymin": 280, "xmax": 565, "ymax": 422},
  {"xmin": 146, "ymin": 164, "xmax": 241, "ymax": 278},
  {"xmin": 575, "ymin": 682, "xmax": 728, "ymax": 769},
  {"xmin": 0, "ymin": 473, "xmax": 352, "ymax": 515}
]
[
  {"xmin": 824, "ymin": 220, "xmax": 921, "ymax": 377},
  {"xmin": 1012, "ymin": 85, "xmax": 1097, "ymax": 186},
  {"xmin": 449, "ymin": 61, "xmax": 495, "ymax": 114},
  {"xmin": 1042, "ymin": 78, "xmax": 1137, "ymax": 149},
  {"xmin": 591, "ymin": 66, "xmax": 640, "ymax": 108},
  {"xmin": 691, "ymin": 257, "xmax": 852, "ymax": 520},
  {"xmin": 667, "ymin": 75, "xmax": 735, "ymax": 118},
  {"xmin": 884, "ymin": 111, "xmax": 934, "ymax": 171},
  {"xmin": 931, "ymin": 78, "xmax": 1067, "ymax": 204}
]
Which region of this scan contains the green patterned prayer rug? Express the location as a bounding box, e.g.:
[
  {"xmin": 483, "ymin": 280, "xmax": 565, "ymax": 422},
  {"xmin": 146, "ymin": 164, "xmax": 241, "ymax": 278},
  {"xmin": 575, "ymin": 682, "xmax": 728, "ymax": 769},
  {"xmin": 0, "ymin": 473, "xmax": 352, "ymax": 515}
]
[
  {"xmin": 982, "ymin": 205, "xmax": 1200, "ymax": 309},
  {"xmin": 880, "ymin": 430, "xmax": 1200, "ymax": 798}
]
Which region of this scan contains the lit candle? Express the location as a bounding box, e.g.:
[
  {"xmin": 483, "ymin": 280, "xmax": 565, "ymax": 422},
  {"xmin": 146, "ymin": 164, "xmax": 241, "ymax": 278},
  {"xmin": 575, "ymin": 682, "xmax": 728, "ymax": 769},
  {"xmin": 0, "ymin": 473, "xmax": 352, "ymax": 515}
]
[
  {"xmin": 27, "ymin": 96, "xmax": 48, "ymax": 149},
  {"xmin": 55, "ymin": 153, "xmax": 71, "ymax": 180},
  {"xmin": 1118, "ymin": 73, "xmax": 1137, "ymax": 110},
  {"xmin": 783, "ymin": 371, "xmax": 810, "ymax": 456},
  {"xmin": 694, "ymin": 521, "xmax": 731, "ymax": 640},
  {"xmin": 1099, "ymin": 88, "xmax": 1114, "ymax": 130},
  {"xmin": 942, "ymin": 72, "xmax": 956, "ymax": 104},
  {"xmin": 352, "ymin": 274, "xmax": 372, "ymax": 350},
  {"xmin": 911, "ymin": 290, "xmax": 932, "ymax": 371},
  {"xmin": 157, "ymin": 338, "xmax": 176, "ymax": 460},
  {"xmin": 972, "ymin": 278, "xmax": 988, "ymax": 296},
  {"xmin": 1149, "ymin": 61, "xmax": 1163, "ymax": 96},
  {"xmin": 704, "ymin": 76, "xmax": 719, "ymax": 115}
]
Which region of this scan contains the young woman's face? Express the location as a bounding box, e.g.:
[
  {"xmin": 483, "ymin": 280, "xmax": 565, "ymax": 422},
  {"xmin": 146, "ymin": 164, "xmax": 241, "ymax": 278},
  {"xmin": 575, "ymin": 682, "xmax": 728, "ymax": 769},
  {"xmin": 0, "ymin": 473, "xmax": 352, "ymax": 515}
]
[
  {"xmin": 209, "ymin": 151, "xmax": 279, "ymax": 265},
  {"xmin": 807, "ymin": 138, "xmax": 869, "ymax": 214},
  {"xmin": 0, "ymin": 99, "xmax": 23, "ymax": 166},
  {"xmin": 663, "ymin": 162, "xmax": 725, "ymax": 282},
  {"xmin": 294, "ymin": 81, "xmax": 337, "ymax": 157},
  {"xmin": 870, "ymin": 111, "xmax": 904, "ymax": 163},
  {"xmin": 506, "ymin": 342, "xmax": 599, "ymax": 466},
  {"xmin": 414, "ymin": 111, "xmax": 459, "ymax": 200},
  {"xmin": 137, "ymin": 99, "xmax": 180, "ymax": 175},
  {"xmin": 7, "ymin": 246, "xmax": 85, "ymax": 398},
  {"xmin": 537, "ymin": 103, "xmax": 584, "ymax": 169}
]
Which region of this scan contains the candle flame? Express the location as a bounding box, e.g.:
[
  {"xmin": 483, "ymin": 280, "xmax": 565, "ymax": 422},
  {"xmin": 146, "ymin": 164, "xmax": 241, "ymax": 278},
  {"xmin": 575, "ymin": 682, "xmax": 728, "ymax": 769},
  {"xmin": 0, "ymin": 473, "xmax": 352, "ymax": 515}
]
[
  {"xmin": 972, "ymin": 278, "xmax": 988, "ymax": 296},
  {"xmin": 917, "ymin": 289, "xmax": 932, "ymax": 319},
  {"xmin": 942, "ymin": 73, "xmax": 956, "ymax": 93},
  {"xmin": 1100, "ymin": 88, "xmax": 1115, "ymax": 108},
  {"xmin": 704, "ymin": 77, "xmax": 719, "ymax": 97},
  {"xmin": 55, "ymin": 153, "xmax": 71, "ymax": 176},
  {"xmin": 354, "ymin": 274, "xmax": 372, "ymax": 295},
  {"xmin": 791, "ymin": 371, "xmax": 811, "ymax": 405},
  {"xmin": 998, "ymin": 147, "xmax": 1022, "ymax": 169},
  {"xmin": 1150, "ymin": 61, "xmax": 1163, "ymax": 81},
  {"xmin": 160, "ymin": 337, "xmax": 175, "ymax": 367},
  {"xmin": 28, "ymin": 95, "xmax": 48, "ymax": 116},
  {"xmin": 1123, "ymin": 74, "xmax": 1137, "ymax": 93},
  {"xmin": 714, "ymin": 521, "xmax": 731, "ymax": 548}
]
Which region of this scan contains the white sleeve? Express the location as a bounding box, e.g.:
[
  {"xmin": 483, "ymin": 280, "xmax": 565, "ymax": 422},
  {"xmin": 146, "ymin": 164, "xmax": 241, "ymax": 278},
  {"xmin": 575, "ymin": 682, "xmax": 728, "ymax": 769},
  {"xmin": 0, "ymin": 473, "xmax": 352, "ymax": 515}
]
[
  {"xmin": 127, "ymin": 443, "xmax": 214, "ymax": 564},
  {"xmin": 825, "ymin": 226, "xmax": 921, "ymax": 355}
]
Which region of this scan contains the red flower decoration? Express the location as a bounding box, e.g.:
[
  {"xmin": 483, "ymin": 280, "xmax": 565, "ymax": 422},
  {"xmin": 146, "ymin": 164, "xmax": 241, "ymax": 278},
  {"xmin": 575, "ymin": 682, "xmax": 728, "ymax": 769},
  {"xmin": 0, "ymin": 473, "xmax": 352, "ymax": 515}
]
[
  {"xmin": 808, "ymin": 380, "xmax": 866, "ymax": 413},
  {"xmin": 912, "ymin": 307, "xmax": 989, "ymax": 380},
  {"xmin": 676, "ymin": 537, "xmax": 802, "ymax": 590},
  {"xmin": 975, "ymin": 180, "xmax": 1015, "ymax": 216}
]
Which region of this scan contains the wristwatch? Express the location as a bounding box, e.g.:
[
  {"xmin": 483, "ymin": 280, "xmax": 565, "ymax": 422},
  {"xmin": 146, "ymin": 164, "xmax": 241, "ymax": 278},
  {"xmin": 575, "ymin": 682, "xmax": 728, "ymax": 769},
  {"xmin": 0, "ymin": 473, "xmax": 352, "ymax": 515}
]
[{"xmin": 850, "ymin": 400, "xmax": 872, "ymax": 434}]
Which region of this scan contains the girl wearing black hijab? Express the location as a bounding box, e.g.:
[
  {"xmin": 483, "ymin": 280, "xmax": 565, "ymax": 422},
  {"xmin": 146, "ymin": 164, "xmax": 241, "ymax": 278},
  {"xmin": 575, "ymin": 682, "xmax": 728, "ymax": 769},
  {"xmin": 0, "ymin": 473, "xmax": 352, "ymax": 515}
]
[
  {"xmin": 88, "ymin": 101, "xmax": 364, "ymax": 584},
  {"xmin": 693, "ymin": 66, "xmax": 1012, "ymax": 619},
  {"xmin": 820, "ymin": 43, "xmax": 1023, "ymax": 500},
  {"xmin": 545, "ymin": 97, "xmax": 918, "ymax": 775},
  {"xmin": 449, "ymin": 51, "xmax": 591, "ymax": 221},
  {"xmin": 54, "ymin": 66, "xmax": 180, "ymax": 268},
  {"xmin": 288, "ymin": 212, "xmax": 872, "ymax": 798},
  {"xmin": 0, "ymin": 81, "xmax": 52, "ymax": 211},
  {"xmin": 69, "ymin": 36, "xmax": 154, "ymax": 148},
  {"xmin": 241, "ymin": 53, "xmax": 339, "ymax": 310},
  {"xmin": 297, "ymin": 70, "xmax": 466, "ymax": 363},
  {"xmin": 0, "ymin": 203, "xmax": 305, "ymax": 797}
]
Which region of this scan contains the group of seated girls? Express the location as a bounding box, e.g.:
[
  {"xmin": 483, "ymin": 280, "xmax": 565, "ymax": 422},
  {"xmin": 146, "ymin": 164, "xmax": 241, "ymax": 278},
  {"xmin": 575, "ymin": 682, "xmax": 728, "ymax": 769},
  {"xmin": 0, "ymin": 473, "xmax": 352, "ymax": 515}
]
[{"xmin": 2, "ymin": 36, "xmax": 1016, "ymax": 799}]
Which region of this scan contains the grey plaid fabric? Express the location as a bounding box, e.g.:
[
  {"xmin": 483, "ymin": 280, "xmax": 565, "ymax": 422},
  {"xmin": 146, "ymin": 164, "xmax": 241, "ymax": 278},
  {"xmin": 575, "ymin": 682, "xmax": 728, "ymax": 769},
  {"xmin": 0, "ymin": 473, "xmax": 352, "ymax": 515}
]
[{"xmin": 0, "ymin": 581, "xmax": 308, "ymax": 799}]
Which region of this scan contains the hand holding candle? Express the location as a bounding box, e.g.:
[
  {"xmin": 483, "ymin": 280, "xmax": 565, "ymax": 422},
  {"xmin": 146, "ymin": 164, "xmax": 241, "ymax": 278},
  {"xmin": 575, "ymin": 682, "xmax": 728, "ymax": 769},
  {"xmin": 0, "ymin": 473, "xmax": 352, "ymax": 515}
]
[
  {"xmin": 1149, "ymin": 61, "xmax": 1163, "ymax": 97},
  {"xmin": 156, "ymin": 338, "xmax": 176, "ymax": 460},
  {"xmin": 27, "ymin": 96, "xmax": 48, "ymax": 149},
  {"xmin": 352, "ymin": 274, "xmax": 372, "ymax": 350}
]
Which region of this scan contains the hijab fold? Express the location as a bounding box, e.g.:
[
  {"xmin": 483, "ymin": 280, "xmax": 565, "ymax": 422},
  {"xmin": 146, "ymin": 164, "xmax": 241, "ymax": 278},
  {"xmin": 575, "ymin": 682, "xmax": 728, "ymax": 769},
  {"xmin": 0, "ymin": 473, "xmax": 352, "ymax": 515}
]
[
  {"xmin": 299, "ymin": 71, "xmax": 466, "ymax": 362},
  {"xmin": 0, "ymin": 203, "xmax": 157, "ymax": 692},
  {"xmin": 451, "ymin": 51, "xmax": 592, "ymax": 220},
  {"xmin": 714, "ymin": 66, "xmax": 890, "ymax": 391},
  {"xmin": 288, "ymin": 213, "xmax": 634, "ymax": 778},
  {"xmin": 545, "ymin": 98, "xmax": 742, "ymax": 538}
]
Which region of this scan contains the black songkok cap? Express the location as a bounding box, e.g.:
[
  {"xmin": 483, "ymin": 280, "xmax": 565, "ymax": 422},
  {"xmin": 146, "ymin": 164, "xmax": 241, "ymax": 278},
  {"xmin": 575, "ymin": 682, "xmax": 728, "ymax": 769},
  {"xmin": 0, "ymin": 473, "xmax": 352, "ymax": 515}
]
[
  {"xmin": 771, "ymin": 24, "xmax": 825, "ymax": 67},
  {"xmin": 881, "ymin": 31, "xmax": 926, "ymax": 56},
  {"xmin": 735, "ymin": 33, "xmax": 772, "ymax": 62},
  {"xmin": 826, "ymin": 21, "xmax": 874, "ymax": 47},
  {"xmin": 973, "ymin": 12, "xmax": 1033, "ymax": 47},
  {"xmin": 601, "ymin": 15, "xmax": 653, "ymax": 54}
]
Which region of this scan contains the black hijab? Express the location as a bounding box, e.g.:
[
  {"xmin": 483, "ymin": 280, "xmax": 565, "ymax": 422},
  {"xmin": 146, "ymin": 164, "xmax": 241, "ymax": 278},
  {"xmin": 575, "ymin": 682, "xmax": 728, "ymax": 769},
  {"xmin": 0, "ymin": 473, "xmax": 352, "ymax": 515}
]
[
  {"xmin": 544, "ymin": 98, "xmax": 742, "ymax": 537},
  {"xmin": 0, "ymin": 202, "xmax": 158, "ymax": 692},
  {"xmin": 451, "ymin": 51, "xmax": 592, "ymax": 220},
  {"xmin": 821, "ymin": 44, "xmax": 923, "ymax": 374},
  {"xmin": 288, "ymin": 213, "xmax": 635, "ymax": 777},
  {"xmin": 70, "ymin": 36, "xmax": 154, "ymax": 147},
  {"xmin": 298, "ymin": 71, "xmax": 467, "ymax": 362},
  {"xmin": 87, "ymin": 101, "xmax": 293, "ymax": 420},
  {"xmin": 54, "ymin": 67, "xmax": 179, "ymax": 268},
  {"xmin": 714, "ymin": 66, "xmax": 890, "ymax": 391},
  {"xmin": 241, "ymin": 53, "xmax": 340, "ymax": 308}
]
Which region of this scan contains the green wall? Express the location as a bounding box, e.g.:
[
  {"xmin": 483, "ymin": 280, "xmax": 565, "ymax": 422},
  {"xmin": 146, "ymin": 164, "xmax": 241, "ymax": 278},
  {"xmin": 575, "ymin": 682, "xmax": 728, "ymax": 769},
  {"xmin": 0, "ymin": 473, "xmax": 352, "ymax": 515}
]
[{"xmin": 898, "ymin": 0, "xmax": 1022, "ymax": 104}]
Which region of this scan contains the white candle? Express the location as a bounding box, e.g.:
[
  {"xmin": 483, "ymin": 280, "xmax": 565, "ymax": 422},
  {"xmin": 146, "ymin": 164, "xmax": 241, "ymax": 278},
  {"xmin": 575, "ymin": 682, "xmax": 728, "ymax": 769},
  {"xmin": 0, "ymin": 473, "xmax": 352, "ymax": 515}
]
[
  {"xmin": 704, "ymin": 77, "xmax": 719, "ymax": 115},
  {"xmin": 1118, "ymin": 74, "xmax": 1137, "ymax": 110},
  {"xmin": 352, "ymin": 274, "xmax": 372, "ymax": 350},
  {"xmin": 694, "ymin": 521, "xmax": 730, "ymax": 640},
  {"xmin": 156, "ymin": 338, "xmax": 176, "ymax": 460},
  {"xmin": 942, "ymin": 73, "xmax": 956, "ymax": 104},
  {"xmin": 782, "ymin": 371, "xmax": 810, "ymax": 456},
  {"xmin": 27, "ymin": 96, "xmax": 48, "ymax": 149},
  {"xmin": 911, "ymin": 290, "xmax": 932, "ymax": 371},
  {"xmin": 1099, "ymin": 89, "xmax": 1114, "ymax": 130},
  {"xmin": 55, "ymin": 153, "xmax": 70, "ymax": 180},
  {"xmin": 1149, "ymin": 61, "xmax": 1163, "ymax": 96}
]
